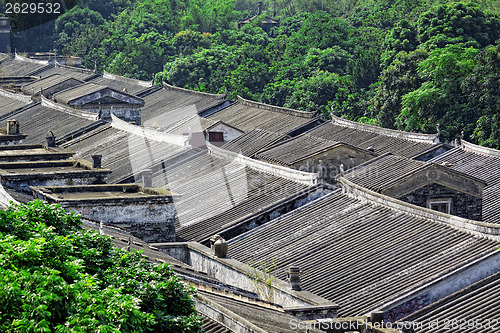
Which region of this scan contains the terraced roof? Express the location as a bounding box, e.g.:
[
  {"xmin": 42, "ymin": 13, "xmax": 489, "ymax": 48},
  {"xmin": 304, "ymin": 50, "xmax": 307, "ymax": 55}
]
[
  {"xmin": 38, "ymin": 64, "xmax": 97, "ymax": 81},
  {"xmin": 0, "ymin": 57, "xmax": 48, "ymax": 76},
  {"xmin": 228, "ymin": 191, "xmax": 499, "ymax": 317},
  {"xmin": 0, "ymin": 103, "xmax": 97, "ymax": 144}
]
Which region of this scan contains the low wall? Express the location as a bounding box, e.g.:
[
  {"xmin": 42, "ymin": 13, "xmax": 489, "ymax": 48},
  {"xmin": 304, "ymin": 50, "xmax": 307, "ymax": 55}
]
[
  {"xmin": 331, "ymin": 115, "xmax": 437, "ymax": 144},
  {"xmin": 152, "ymin": 242, "xmax": 335, "ymax": 308},
  {"xmin": 111, "ymin": 114, "xmax": 188, "ymax": 146},
  {"xmin": 0, "ymin": 88, "xmax": 33, "ymax": 103},
  {"xmin": 104, "ymin": 70, "xmax": 153, "ymax": 87},
  {"xmin": 207, "ymin": 142, "xmax": 319, "ymax": 186},
  {"xmin": 461, "ymin": 139, "xmax": 500, "ymax": 158},
  {"xmin": 41, "ymin": 95, "xmax": 98, "ymax": 120}
]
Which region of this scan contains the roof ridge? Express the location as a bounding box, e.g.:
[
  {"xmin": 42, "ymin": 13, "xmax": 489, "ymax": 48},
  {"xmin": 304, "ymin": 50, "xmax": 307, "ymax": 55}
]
[
  {"xmin": 339, "ymin": 177, "xmax": 500, "ymax": 241},
  {"xmin": 162, "ymin": 81, "xmax": 227, "ymax": 99},
  {"xmin": 55, "ymin": 60, "xmax": 96, "ymax": 74},
  {"xmin": 237, "ymin": 95, "xmax": 316, "ymax": 119},
  {"xmin": 103, "ymin": 70, "xmax": 153, "ymax": 87},
  {"xmin": 330, "ymin": 114, "xmax": 438, "ymax": 144},
  {"xmin": 461, "ymin": 139, "xmax": 500, "ymax": 159}
]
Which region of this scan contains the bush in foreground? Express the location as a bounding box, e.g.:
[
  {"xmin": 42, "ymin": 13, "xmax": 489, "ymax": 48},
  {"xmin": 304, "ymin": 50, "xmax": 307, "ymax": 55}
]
[{"xmin": 0, "ymin": 200, "xmax": 201, "ymax": 332}]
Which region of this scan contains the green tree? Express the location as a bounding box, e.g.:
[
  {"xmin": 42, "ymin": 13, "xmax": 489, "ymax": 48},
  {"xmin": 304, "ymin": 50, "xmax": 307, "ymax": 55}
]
[{"xmin": 0, "ymin": 200, "xmax": 201, "ymax": 332}]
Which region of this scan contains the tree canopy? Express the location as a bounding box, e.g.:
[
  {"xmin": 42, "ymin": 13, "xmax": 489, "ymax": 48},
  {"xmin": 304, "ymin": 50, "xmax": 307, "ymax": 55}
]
[
  {"xmin": 0, "ymin": 200, "xmax": 201, "ymax": 332},
  {"xmin": 11, "ymin": 0, "xmax": 500, "ymax": 148}
]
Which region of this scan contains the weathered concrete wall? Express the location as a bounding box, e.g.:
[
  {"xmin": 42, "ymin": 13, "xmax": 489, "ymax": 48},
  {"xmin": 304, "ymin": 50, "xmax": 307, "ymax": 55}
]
[
  {"xmin": 64, "ymin": 202, "xmax": 176, "ymax": 243},
  {"xmin": 399, "ymin": 183, "xmax": 482, "ymax": 221},
  {"xmin": 154, "ymin": 242, "xmax": 334, "ymax": 308},
  {"xmin": 292, "ymin": 146, "xmax": 375, "ymax": 184}
]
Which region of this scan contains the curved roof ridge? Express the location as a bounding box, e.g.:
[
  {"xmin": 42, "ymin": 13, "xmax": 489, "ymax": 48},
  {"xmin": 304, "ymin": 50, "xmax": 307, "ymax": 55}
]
[
  {"xmin": 103, "ymin": 70, "xmax": 153, "ymax": 87},
  {"xmin": 162, "ymin": 81, "xmax": 226, "ymax": 99},
  {"xmin": 461, "ymin": 139, "xmax": 500, "ymax": 159},
  {"xmin": 237, "ymin": 96, "xmax": 316, "ymax": 119},
  {"xmin": 54, "ymin": 61, "xmax": 95, "ymax": 74},
  {"xmin": 331, "ymin": 114, "xmax": 438, "ymax": 144},
  {"xmin": 339, "ymin": 177, "xmax": 500, "ymax": 240},
  {"xmin": 14, "ymin": 52, "xmax": 49, "ymax": 65}
]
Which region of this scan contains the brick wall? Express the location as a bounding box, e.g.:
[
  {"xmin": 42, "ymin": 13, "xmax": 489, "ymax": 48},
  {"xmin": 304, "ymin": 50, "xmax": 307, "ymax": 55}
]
[{"xmin": 398, "ymin": 183, "xmax": 482, "ymax": 221}]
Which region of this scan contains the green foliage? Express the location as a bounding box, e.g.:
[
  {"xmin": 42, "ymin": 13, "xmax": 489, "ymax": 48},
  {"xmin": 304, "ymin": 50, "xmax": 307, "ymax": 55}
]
[{"xmin": 0, "ymin": 200, "xmax": 201, "ymax": 332}]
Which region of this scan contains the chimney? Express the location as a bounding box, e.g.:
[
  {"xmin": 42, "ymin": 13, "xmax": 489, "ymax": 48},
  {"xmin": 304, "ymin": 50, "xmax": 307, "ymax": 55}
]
[
  {"xmin": 210, "ymin": 235, "xmax": 228, "ymax": 258},
  {"xmin": 257, "ymin": 0, "xmax": 262, "ymax": 15},
  {"xmin": 45, "ymin": 131, "xmax": 56, "ymax": 147},
  {"xmin": 371, "ymin": 311, "xmax": 385, "ymax": 325},
  {"xmin": 286, "ymin": 266, "xmax": 301, "ymax": 291},
  {"xmin": 142, "ymin": 169, "xmax": 153, "ymax": 188},
  {"xmin": 92, "ymin": 154, "xmax": 102, "ymax": 169},
  {"xmin": 6, "ymin": 119, "xmax": 19, "ymax": 134}
]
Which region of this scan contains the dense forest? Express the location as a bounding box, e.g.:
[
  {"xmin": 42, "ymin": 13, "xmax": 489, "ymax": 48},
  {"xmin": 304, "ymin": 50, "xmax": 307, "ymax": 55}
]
[{"xmin": 10, "ymin": 0, "xmax": 500, "ymax": 148}]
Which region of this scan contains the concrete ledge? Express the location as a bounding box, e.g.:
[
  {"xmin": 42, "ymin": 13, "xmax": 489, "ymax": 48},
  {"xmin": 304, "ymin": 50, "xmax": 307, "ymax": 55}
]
[
  {"xmin": 461, "ymin": 139, "xmax": 500, "ymax": 158},
  {"xmin": 237, "ymin": 95, "xmax": 316, "ymax": 118},
  {"xmin": 207, "ymin": 141, "xmax": 319, "ymax": 186},
  {"xmin": 331, "ymin": 115, "xmax": 437, "ymax": 144},
  {"xmin": 339, "ymin": 177, "xmax": 500, "ymax": 240}
]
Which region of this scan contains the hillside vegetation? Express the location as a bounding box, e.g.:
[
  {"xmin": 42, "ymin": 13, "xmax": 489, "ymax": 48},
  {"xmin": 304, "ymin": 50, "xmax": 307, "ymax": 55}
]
[{"xmin": 11, "ymin": 0, "xmax": 500, "ymax": 147}]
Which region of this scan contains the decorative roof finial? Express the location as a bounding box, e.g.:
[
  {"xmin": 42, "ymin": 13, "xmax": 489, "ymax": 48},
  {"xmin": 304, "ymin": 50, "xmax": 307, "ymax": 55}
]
[{"xmin": 461, "ymin": 130, "xmax": 464, "ymax": 139}]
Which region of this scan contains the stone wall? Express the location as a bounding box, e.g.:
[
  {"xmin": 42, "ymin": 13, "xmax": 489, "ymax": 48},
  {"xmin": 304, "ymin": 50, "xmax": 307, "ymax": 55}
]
[
  {"xmin": 4, "ymin": 174, "xmax": 108, "ymax": 193},
  {"xmin": 398, "ymin": 183, "xmax": 482, "ymax": 221}
]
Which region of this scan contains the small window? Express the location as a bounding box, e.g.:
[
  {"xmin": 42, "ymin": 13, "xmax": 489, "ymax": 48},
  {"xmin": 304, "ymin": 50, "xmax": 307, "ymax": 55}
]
[{"xmin": 428, "ymin": 199, "xmax": 452, "ymax": 214}]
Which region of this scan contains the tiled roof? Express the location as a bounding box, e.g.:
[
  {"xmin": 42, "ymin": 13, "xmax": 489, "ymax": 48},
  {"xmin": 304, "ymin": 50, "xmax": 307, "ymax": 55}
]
[
  {"xmin": 64, "ymin": 125, "xmax": 188, "ymax": 183},
  {"xmin": 0, "ymin": 57, "xmax": 49, "ymax": 77},
  {"xmin": 228, "ymin": 191, "xmax": 499, "ymax": 317},
  {"xmin": 400, "ymin": 271, "xmax": 500, "ymax": 333},
  {"xmin": 0, "ymin": 93, "xmax": 30, "ymax": 118},
  {"xmin": 0, "ymin": 103, "xmax": 97, "ymax": 144},
  {"xmin": 21, "ymin": 74, "xmax": 83, "ymax": 95},
  {"xmin": 144, "ymin": 150, "xmax": 311, "ymax": 242},
  {"xmin": 53, "ymin": 83, "xmax": 107, "ymax": 105},
  {"xmin": 342, "ymin": 154, "xmax": 485, "ymax": 194},
  {"xmin": 140, "ymin": 86, "xmax": 227, "ymax": 127},
  {"xmin": 205, "ymin": 96, "xmax": 317, "ymax": 135},
  {"xmin": 38, "ymin": 64, "xmax": 97, "ymax": 81},
  {"xmin": 430, "ymin": 147, "xmax": 500, "ymax": 223},
  {"xmin": 307, "ymin": 122, "xmax": 436, "ymax": 158},
  {"xmin": 221, "ymin": 128, "xmax": 287, "ymax": 157},
  {"xmin": 256, "ymin": 134, "xmax": 341, "ymax": 166},
  {"xmin": 88, "ymin": 76, "xmax": 152, "ymax": 95}
]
